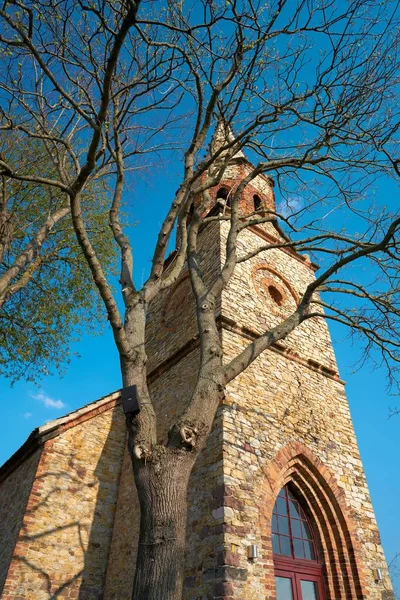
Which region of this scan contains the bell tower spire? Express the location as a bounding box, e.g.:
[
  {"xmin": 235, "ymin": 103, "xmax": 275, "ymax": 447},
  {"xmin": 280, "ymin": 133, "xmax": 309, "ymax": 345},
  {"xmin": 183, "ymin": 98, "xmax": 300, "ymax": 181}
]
[
  {"xmin": 207, "ymin": 119, "xmax": 275, "ymax": 216},
  {"xmin": 209, "ymin": 118, "xmax": 245, "ymax": 160}
]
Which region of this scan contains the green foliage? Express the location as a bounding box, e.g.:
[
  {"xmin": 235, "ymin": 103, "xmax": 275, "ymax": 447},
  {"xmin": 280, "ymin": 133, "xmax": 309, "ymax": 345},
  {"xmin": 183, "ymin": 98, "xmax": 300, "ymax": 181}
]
[{"xmin": 0, "ymin": 138, "xmax": 116, "ymax": 383}]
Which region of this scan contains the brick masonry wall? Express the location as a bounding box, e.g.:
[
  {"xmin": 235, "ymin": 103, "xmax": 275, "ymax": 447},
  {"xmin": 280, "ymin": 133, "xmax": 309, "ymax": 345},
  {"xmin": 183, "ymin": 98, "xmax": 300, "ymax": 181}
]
[
  {"xmin": 1, "ymin": 403, "xmax": 126, "ymax": 600},
  {"xmin": 0, "ymin": 449, "xmax": 41, "ymax": 596}
]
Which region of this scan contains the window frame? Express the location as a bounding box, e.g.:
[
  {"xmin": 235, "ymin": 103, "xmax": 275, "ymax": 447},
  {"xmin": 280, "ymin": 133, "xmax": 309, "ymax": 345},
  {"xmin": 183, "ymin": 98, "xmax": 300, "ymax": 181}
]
[
  {"xmin": 272, "ymin": 485, "xmax": 320, "ymax": 562},
  {"xmin": 273, "ymin": 485, "xmax": 326, "ymax": 600}
]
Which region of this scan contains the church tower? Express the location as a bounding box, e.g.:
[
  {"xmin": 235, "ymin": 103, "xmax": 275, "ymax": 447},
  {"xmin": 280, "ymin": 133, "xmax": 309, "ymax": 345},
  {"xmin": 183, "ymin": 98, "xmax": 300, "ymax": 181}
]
[
  {"xmin": 204, "ymin": 139, "xmax": 395, "ymax": 600},
  {"xmin": 106, "ymin": 125, "xmax": 394, "ymax": 599},
  {"xmin": 0, "ymin": 125, "xmax": 394, "ymax": 600}
]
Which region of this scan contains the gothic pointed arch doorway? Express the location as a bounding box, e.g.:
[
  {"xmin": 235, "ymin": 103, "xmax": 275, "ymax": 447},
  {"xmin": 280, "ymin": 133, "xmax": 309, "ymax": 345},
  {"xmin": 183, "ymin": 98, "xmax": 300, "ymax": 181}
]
[{"xmin": 273, "ymin": 484, "xmax": 326, "ymax": 600}]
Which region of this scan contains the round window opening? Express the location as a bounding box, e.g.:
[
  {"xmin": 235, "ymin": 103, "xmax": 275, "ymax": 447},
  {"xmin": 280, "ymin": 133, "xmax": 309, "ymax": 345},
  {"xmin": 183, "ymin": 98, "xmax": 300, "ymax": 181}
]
[
  {"xmin": 251, "ymin": 264, "xmax": 299, "ymax": 318},
  {"xmin": 268, "ymin": 285, "xmax": 284, "ymax": 306}
]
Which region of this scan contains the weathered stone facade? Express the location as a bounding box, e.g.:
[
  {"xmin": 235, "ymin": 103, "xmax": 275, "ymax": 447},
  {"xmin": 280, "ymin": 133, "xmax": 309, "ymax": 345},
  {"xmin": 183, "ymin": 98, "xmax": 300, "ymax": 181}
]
[
  {"xmin": 0, "ymin": 393, "xmax": 126, "ymax": 599},
  {"xmin": 0, "ymin": 151, "xmax": 393, "ymax": 599}
]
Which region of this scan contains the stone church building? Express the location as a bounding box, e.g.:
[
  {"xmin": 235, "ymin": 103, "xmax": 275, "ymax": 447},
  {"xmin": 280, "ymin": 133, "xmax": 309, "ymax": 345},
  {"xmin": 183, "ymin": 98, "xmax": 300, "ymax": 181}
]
[{"xmin": 0, "ymin": 135, "xmax": 394, "ymax": 599}]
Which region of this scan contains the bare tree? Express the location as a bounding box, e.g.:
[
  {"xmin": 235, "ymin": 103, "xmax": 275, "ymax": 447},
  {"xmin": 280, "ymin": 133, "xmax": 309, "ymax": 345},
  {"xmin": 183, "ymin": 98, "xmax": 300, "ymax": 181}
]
[
  {"xmin": 1, "ymin": 1, "xmax": 400, "ymax": 598},
  {"xmin": 389, "ymin": 553, "xmax": 400, "ymax": 599}
]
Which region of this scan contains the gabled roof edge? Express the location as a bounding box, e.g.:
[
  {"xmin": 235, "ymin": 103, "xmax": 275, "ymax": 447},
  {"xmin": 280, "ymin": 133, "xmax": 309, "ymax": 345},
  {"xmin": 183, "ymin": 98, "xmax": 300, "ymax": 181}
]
[{"xmin": 0, "ymin": 389, "xmax": 121, "ymax": 485}]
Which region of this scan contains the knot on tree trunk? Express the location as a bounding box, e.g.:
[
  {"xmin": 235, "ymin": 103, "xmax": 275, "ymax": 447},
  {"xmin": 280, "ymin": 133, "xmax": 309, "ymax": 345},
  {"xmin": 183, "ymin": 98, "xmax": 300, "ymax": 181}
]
[
  {"xmin": 200, "ymin": 297, "xmax": 215, "ymax": 311},
  {"xmin": 209, "ymin": 345, "xmax": 222, "ymax": 356},
  {"xmin": 179, "ymin": 424, "xmax": 198, "ymax": 447},
  {"xmin": 168, "ymin": 421, "xmax": 200, "ymax": 450},
  {"xmin": 126, "ymin": 417, "xmax": 153, "ymax": 462},
  {"xmin": 133, "ymin": 444, "xmax": 151, "ymax": 460}
]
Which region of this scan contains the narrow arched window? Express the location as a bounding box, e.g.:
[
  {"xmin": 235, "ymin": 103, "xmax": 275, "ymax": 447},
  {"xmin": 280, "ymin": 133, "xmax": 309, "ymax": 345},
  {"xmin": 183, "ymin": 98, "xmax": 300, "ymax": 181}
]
[
  {"xmin": 253, "ymin": 194, "xmax": 262, "ymax": 211},
  {"xmin": 217, "ymin": 186, "xmax": 231, "ymax": 207},
  {"xmin": 272, "ymin": 485, "xmax": 325, "ymax": 600},
  {"xmin": 268, "ymin": 285, "xmax": 284, "ymax": 307}
]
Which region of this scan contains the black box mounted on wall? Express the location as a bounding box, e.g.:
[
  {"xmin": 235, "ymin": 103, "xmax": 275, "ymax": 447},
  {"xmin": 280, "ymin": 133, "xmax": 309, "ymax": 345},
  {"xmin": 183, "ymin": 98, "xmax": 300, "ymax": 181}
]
[{"xmin": 121, "ymin": 385, "xmax": 141, "ymax": 416}]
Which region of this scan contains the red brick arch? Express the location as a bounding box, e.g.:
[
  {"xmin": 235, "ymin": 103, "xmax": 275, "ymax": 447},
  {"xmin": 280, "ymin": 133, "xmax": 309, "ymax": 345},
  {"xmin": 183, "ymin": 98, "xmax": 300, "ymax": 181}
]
[
  {"xmin": 259, "ymin": 442, "xmax": 368, "ymax": 599},
  {"xmin": 251, "ymin": 264, "xmax": 300, "ymax": 306}
]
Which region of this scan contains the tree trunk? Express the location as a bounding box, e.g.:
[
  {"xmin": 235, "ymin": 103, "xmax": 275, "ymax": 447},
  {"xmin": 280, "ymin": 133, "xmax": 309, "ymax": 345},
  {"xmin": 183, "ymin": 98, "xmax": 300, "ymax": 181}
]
[
  {"xmin": 131, "ymin": 446, "xmax": 194, "ymax": 600},
  {"xmin": 122, "ymin": 304, "xmax": 222, "ymax": 599}
]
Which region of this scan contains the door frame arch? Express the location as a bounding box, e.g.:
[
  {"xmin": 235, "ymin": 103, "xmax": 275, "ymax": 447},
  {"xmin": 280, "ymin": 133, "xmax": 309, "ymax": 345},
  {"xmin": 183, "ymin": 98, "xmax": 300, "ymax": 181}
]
[{"xmin": 258, "ymin": 442, "xmax": 367, "ymax": 599}]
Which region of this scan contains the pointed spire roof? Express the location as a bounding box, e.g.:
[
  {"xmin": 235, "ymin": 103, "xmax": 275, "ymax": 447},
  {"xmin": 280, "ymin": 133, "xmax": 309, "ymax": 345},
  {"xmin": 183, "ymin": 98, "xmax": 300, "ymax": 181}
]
[{"xmin": 209, "ymin": 119, "xmax": 245, "ymax": 160}]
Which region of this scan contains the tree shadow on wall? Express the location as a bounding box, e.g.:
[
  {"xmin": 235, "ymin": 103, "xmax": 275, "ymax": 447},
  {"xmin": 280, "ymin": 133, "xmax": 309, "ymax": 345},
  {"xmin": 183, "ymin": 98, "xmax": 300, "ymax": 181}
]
[
  {"xmin": 4, "ymin": 403, "xmax": 127, "ymax": 600},
  {"xmin": 11, "ymin": 555, "xmax": 83, "ymax": 600},
  {"xmin": 77, "ymin": 403, "xmax": 127, "ymax": 600}
]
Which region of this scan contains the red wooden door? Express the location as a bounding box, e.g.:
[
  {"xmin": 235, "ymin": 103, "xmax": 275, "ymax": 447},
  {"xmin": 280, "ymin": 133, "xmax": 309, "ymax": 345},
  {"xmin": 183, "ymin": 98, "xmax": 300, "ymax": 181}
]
[
  {"xmin": 275, "ymin": 569, "xmax": 297, "ymax": 600},
  {"xmin": 275, "ymin": 568, "xmax": 324, "ymax": 600}
]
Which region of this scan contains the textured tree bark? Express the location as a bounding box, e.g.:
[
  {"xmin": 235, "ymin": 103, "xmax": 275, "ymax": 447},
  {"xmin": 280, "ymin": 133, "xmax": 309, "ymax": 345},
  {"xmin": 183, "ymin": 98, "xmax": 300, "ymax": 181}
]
[
  {"xmin": 122, "ymin": 293, "xmax": 223, "ymax": 600},
  {"xmin": 131, "ymin": 447, "xmax": 194, "ymax": 600}
]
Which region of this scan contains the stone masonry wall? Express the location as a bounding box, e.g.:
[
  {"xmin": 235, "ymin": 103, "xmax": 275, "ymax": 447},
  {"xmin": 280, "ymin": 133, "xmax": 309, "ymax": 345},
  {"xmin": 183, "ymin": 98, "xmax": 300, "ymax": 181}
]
[
  {"xmin": 105, "ymin": 163, "xmax": 393, "ymax": 600},
  {"xmin": 183, "ymin": 406, "xmax": 225, "ymax": 600},
  {"xmin": 0, "ymin": 449, "xmax": 41, "ymax": 596},
  {"xmin": 219, "ymin": 331, "xmax": 392, "ymax": 599},
  {"xmin": 104, "ymin": 444, "xmax": 137, "ymax": 599},
  {"xmin": 217, "ymin": 214, "xmax": 393, "ymax": 599},
  {"xmin": 220, "ymin": 221, "xmax": 338, "ymax": 374},
  {"xmin": 2, "ymin": 403, "xmax": 126, "ymax": 600}
]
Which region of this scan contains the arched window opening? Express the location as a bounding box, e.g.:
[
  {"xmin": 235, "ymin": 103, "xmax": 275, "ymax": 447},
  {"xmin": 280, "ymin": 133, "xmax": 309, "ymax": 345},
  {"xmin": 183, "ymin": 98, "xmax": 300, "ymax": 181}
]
[
  {"xmin": 272, "ymin": 485, "xmax": 317, "ymax": 560},
  {"xmin": 272, "ymin": 485, "xmax": 325, "ymax": 600},
  {"xmin": 253, "ymin": 194, "xmax": 262, "ymax": 211},
  {"xmin": 217, "ymin": 186, "xmax": 231, "ymax": 207},
  {"xmin": 268, "ymin": 285, "xmax": 284, "ymax": 307},
  {"xmin": 216, "ymin": 187, "xmax": 228, "ymax": 200}
]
